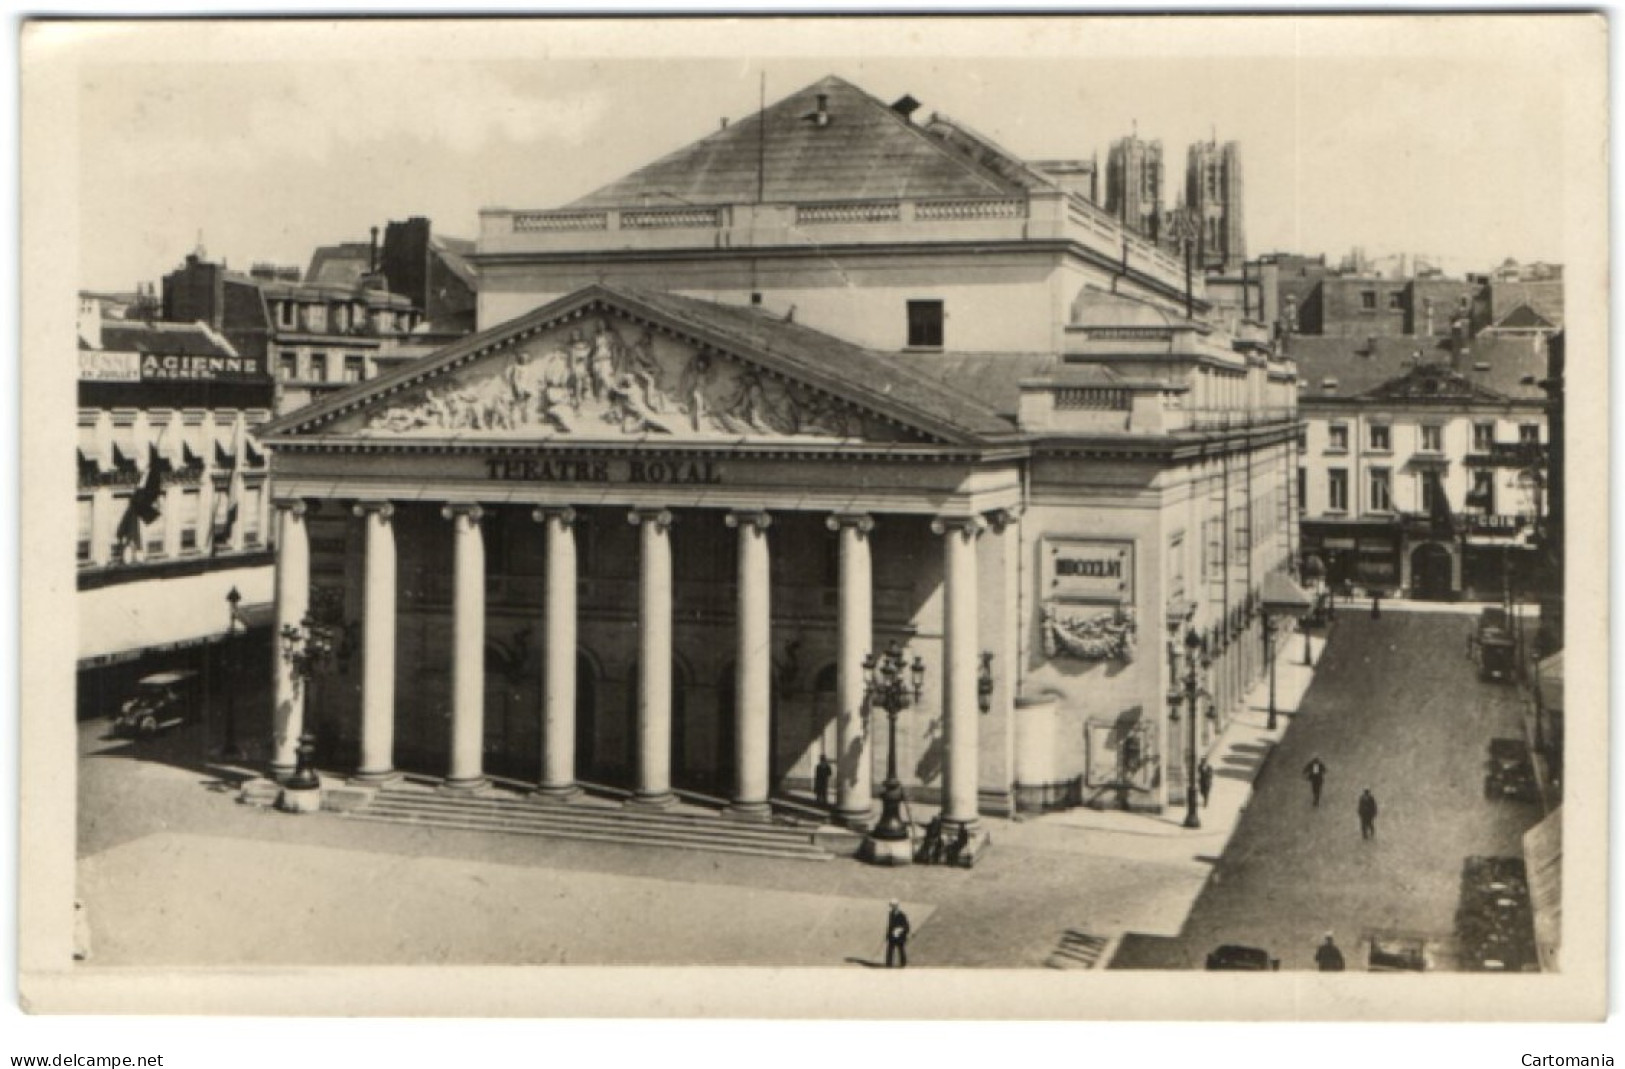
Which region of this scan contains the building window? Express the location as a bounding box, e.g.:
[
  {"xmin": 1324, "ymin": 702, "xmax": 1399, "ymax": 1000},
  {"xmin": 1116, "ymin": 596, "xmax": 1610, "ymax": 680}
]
[
  {"xmin": 1387, "ymin": 291, "xmax": 1404, "ymax": 310},
  {"xmin": 343, "ymin": 355, "xmax": 365, "ymax": 383},
  {"xmin": 144, "ymin": 495, "xmax": 168, "ymax": 557},
  {"xmin": 1420, "ymin": 471, "xmax": 1441, "ymax": 515},
  {"xmin": 277, "ymin": 301, "xmax": 294, "ymax": 329},
  {"xmin": 1473, "ymin": 422, "xmax": 1496, "ymax": 452},
  {"xmin": 77, "ymin": 497, "xmax": 93, "ymax": 564},
  {"xmin": 1369, "ymin": 423, "xmax": 1391, "ymax": 452},
  {"xmin": 1519, "ymin": 423, "xmax": 1541, "ymax": 445},
  {"xmin": 309, "ymin": 352, "xmax": 328, "ymax": 383},
  {"xmin": 1326, "ymin": 423, "xmax": 1349, "ymax": 453},
  {"xmin": 1369, "ymin": 467, "xmax": 1393, "ymax": 513},
  {"xmin": 1469, "ymin": 470, "xmax": 1496, "ymax": 513},
  {"xmin": 242, "ymin": 488, "xmax": 262, "ymax": 546},
  {"xmin": 906, "ymin": 300, "xmax": 944, "ymax": 349},
  {"xmin": 1328, "ymin": 469, "xmax": 1348, "ymax": 512},
  {"xmin": 1420, "ymin": 424, "xmax": 1443, "ymax": 453},
  {"xmin": 178, "ymin": 489, "xmax": 201, "ymax": 553},
  {"xmin": 1361, "ymin": 290, "xmax": 1377, "ymax": 310},
  {"xmin": 1203, "ymin": 517, "xmax": 1222, "ymax": 581},
  {"xmin": 279, "ymin": 351, "xmax": 299, "ymax": 381},
  {"xmin": 1297, "ymin": 467, "xmax": 1307, "ymax": 514}
]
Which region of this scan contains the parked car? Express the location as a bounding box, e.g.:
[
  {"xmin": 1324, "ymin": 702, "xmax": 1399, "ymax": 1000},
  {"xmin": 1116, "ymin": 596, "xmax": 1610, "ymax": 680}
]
[
  {"xmin": 1470, "ymin": 608, "xmax": 1517, "ymax": 683},
  {"xmin": 112, "ymin": 670, "xmax": 201, "ymax": 738},
  {"xmin": 1204, "ymin": 944, "xmax": 1279, "ymax": 970}
]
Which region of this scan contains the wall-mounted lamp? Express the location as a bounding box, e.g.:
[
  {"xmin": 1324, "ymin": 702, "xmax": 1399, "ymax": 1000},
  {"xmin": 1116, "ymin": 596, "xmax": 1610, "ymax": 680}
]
[{"xmin": 977, "ymin": 651, "xmax": 995, "ymax": 714}]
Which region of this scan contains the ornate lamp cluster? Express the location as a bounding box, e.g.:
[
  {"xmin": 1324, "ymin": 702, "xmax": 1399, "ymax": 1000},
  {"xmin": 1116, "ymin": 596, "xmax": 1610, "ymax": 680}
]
[
  {"xmin": 1167, "ymin": 627, "xmax": 1212, "ymax": 830},
  {"xmin": 862, "ymin": 641, "xmax": 925, "ymax": 848},
  {"xmin": 280, "ymin": 614, "xmax": 344, "ymax": 698}
]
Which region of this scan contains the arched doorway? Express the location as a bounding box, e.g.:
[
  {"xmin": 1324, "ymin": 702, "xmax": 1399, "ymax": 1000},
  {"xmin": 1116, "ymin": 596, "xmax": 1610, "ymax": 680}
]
[{"xmin": 1411, "ymin": 542, "xmax": 1454, "ymax": 601}]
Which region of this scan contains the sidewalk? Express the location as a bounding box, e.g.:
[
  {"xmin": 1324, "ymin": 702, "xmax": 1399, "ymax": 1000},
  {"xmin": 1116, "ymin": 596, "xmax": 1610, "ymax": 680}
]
[{"xmin": 997, "ymin": 630, "xmax": 1324, "ymax": 942}]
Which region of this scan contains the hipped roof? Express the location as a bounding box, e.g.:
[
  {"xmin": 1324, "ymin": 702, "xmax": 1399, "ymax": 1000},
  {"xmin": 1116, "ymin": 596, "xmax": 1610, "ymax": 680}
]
[{"xmin": 568, "ymin": 75, "xmax": 1031, "ymax": 209}]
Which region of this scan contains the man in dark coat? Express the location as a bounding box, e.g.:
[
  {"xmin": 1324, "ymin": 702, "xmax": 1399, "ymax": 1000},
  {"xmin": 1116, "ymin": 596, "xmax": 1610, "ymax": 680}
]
[
  {"xmin": 1358, "ymin": 788, "xmax": 1379, "ymax": 839},
  {"xmin": 814, "ymin": 754, "xmax": 833, "ymax": 809},
  {"xmin": 1197, "ymin": 758, "xmax": 1215, "ymax": 807},
  {"xmin": 885, "ymin": 900, "xmax": 911, "ymax": 968},
  {"xmin": 1371, "ymin": 590, "xmax": 1382, "ymax": 618},
  {"xmin": 1303, "ymin": 756, "xmax": 1328, "ymax": 806},
  {"xmin": 1315, "ymin": 933, "xmax": 1346, "ymax": 971}
]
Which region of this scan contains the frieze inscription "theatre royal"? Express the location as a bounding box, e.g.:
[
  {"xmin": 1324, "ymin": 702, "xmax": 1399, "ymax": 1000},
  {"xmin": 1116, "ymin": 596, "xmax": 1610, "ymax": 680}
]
[{"xmin": 485, "ymin": 457, "xmax": 723, "ymax": 485}]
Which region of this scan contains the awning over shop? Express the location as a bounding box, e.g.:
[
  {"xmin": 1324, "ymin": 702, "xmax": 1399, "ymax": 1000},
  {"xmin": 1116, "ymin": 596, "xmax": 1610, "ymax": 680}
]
[
  {"xmin": 1261, "ymin": 569, "xmax": 1315, "ymax": 615},
  {"xmin": 1536, "ymin": 651, "xmax": 1563, "ymax": 713},
  {"xmin": 1523, "ymin": 807, "xmax": 1562, "ymax": 974}
]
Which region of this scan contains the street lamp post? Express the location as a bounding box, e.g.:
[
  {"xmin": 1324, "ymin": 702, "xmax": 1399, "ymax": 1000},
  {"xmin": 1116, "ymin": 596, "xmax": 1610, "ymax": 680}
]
[
  {"xmin": 220, "ymin": 586, "xmax": 245, "ymax": 762},
  {"xmin": 1169, "ymin": 628, "xmax": 1210, "ymax": 830},
  {"xmin": 1261, "ymin": 573, "xmax": 1316, "ymax": 733},
  {"xmin": 1263, "ymin": 614, "xmax": 1280, "ymax": 730},
  {"xmin": 859, "ymin": 640, "xmax": 926, "ymax": 866},
  {"xmin": 278, "ymin": 613, "xmax": 340, "ymax": 810}
]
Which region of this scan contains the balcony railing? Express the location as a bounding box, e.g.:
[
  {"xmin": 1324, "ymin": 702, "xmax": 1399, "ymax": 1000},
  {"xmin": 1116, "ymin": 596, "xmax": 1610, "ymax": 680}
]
[
  {"xmin": 481, "ymin": 189, "xmax": 1187, "ymax": 291},
  {"xmin": 1184, "ymin": 407, "xmax": 1300, "ymax": 431},
  {"xmin": 1466, "ymin": 442, "xmax": 1548, "ymax": 468}
]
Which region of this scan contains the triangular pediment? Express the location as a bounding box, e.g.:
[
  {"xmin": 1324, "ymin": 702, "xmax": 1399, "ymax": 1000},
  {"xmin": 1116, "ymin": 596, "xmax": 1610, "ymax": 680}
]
[
  {"xmin": 261, "ymin": 287, "xmax": 1007, "ymax": 447},
  {"xmin": 1360, "ymin": 362, "xmax": 1509, "ymax": 404}
]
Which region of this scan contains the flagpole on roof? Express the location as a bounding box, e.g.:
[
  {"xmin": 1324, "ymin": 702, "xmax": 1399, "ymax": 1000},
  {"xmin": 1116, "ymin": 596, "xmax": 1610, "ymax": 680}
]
[{"xmin": 756, "ymin": 69, "xmax": 766, "ymax": 206}]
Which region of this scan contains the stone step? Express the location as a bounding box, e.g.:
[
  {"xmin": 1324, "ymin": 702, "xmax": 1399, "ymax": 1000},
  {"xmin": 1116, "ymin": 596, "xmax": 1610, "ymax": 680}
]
[
  {"xmin": 364, "ymin": 789, "xmax": 824, "ymax": 844},
  {"xmin": 361, "ymin": 801, "xmax": 824, "ymax": 852},
  {"xmin": 343, "ymin": 808, "xmax": 834, "ymax": 861}
]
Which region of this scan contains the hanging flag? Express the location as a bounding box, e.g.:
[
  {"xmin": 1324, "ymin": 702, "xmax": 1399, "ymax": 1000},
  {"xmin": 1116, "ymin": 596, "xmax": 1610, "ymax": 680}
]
[
  {"xmin": 1427, "ymin": 468, "xmax": 1455, "ymax": 535},
  {"xmin": 115, "ymin": 443, "xmax": 164, "ymax": 556},
  {"xmin": 210, "ymin": 421, "xmax": 246, "ymax": 555}
]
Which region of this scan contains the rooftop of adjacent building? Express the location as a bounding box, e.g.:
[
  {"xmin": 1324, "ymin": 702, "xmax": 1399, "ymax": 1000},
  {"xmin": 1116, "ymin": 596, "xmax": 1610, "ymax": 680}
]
[
  {"xmin": 81, "ymin": 317, "xmax": 239, "ymax": 359},
  {"xmin": 1292, "ymin": 333, "xmax": 1551, "ymax": 404}
]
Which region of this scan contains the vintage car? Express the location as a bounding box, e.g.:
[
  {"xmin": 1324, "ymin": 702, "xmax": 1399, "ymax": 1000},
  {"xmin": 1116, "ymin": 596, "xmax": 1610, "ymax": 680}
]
[
  {"xmin": 1470, "ymin": 608, "xmax": 1518, "ymax": 683},
  {"xmin": 1204, "ymin": 944, "xmax": 1279, "ymax": 970},
  {"xmin": 112, "ymin": 670, "xmax": 201, "ymax": 738}
]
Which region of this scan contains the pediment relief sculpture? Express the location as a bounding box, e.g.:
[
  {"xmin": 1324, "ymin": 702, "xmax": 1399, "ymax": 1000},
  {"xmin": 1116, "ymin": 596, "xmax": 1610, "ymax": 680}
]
[{"xmin": 348, "ymin": 313, "xmax": 894, "ymax": 442}]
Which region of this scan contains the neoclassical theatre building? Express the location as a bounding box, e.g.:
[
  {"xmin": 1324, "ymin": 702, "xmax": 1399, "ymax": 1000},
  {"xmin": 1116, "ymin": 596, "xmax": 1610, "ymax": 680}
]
[{"xmin": 258, "ymin": 76, "xmax": 1300, "ymax": 847}]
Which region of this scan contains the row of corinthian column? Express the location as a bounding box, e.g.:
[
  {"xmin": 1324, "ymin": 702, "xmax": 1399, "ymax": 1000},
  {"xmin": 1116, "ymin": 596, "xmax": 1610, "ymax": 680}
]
[{"xmin": 269, "ymin": 500, "xmax": 994, "ymax": 833}]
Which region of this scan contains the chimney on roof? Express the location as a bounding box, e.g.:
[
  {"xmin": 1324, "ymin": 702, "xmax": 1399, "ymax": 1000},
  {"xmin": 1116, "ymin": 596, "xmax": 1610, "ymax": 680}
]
[
  {"xmin": 369, "ymin": 226, "xmax": 379, "ymax": 274},
  {"xmin": 720, "ymin": 117, "xmax": 729, "ymax": 129},
  {"xmin": 891, "ymin": 94, "xmax": 921, "ymax": 122}
]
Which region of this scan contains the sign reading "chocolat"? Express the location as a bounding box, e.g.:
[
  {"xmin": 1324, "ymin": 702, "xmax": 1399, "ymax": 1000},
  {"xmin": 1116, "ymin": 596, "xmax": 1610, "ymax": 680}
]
[{"xmin": 485, "ymin": 457, "xmax": 723, "ymax": 485}]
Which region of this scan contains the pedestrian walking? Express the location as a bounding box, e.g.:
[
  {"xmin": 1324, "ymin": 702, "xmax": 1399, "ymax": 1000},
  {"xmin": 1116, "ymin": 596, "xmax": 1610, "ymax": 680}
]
[
  {"xmin": 1315, "ymin": 933, "xmax": 1346, "ymax": 971},
  {"xmin": 1197, "ymin": 758, "xmax": 1214, "ymax": 808},
  {"xmin": 1303, "ymin": 756, "xmax": 1327, "ymax": 807},
  {"xmin": 885, "ymin": 899, "xmax": 911, "ymax": 968},
  {"xmin": 1371, "ymin": 590, "xmax": 1382, "ymax": 619},
  {"xmin": 1358, "ymin": 788, "xmax": 1379, "ymax": 840},
  {"xmin": 814, "ymin": 754, "xmax": 833, "ymax": 809}
]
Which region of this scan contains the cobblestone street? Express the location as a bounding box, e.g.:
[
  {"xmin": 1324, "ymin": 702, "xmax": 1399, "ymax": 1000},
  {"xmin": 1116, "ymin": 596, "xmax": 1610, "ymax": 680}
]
[{"xmin": 1118, "ymin": 603, "xmax": 1545, "ymax": 970}]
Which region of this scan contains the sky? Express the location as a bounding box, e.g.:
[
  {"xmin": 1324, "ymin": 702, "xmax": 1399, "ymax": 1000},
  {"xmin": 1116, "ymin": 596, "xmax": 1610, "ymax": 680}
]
[{"xmin": 59, "ymin": 16, "xmax": 1580, "ymax": 294}]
